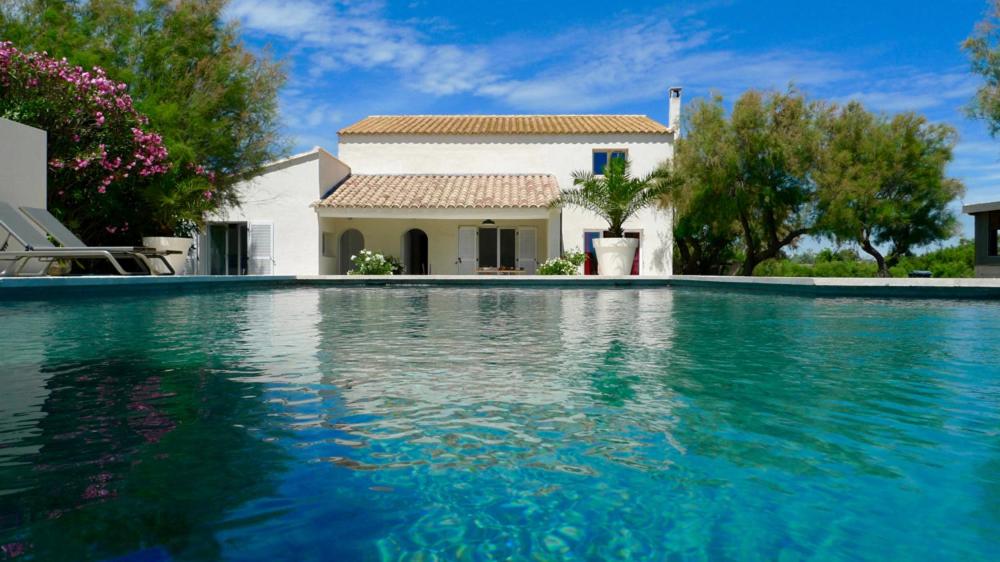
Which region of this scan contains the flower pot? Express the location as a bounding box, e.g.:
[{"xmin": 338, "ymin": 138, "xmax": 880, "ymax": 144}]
[
  {"xmin": 141, "ymin": 236, "xmax": 193, "ymax": 275},
  {"xmin": 46, "ymin": 258, "xmax": 72, "ymax": 276},
  {"xmin": 593, "ymin": 237, "xmax": 638, "ymax": 276}
]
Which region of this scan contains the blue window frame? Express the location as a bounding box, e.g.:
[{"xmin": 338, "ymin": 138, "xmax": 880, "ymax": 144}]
[
  {"xmin": 592, "ymin": 151, "xmax": 608, "ymax": 175},
  {"xmin": 592, "ymin": 150, "xmax": 627, "ymax": 175}
]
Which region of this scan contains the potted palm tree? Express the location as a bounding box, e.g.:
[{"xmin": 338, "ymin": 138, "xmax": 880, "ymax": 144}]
[{"xmin": 553, "ymin": 158, "xmax": 667, "ymax": 275}]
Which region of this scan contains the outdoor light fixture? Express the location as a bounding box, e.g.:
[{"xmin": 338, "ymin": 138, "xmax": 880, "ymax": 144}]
[{"xmin": 482, "ymin": 219, "xmax": 495, "ymax": 225}]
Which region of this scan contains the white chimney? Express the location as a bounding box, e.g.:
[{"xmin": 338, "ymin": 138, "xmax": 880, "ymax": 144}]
[{"xmin": 668, "ymin": 87, "xmax": 682, "ymax": 133}]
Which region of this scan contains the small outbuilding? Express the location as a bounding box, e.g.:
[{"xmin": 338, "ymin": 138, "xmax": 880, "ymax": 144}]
[{"xmin": 964, "ymin": 200, "xmax": 1000, "ymax": 277}]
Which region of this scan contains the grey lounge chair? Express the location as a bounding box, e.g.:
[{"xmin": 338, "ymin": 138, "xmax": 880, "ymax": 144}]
[
  {"xmin": 19, "ymin": 206, "xmax": 177, "ymax": 275},
  {"xmin": 0, "ymin": 202, "xmax": 168, "ymax": 276}
]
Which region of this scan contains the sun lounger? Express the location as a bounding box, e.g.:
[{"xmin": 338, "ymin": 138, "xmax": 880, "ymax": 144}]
[
  {"xmin": 19, "ymin": 206, "xmax": 178, "ymax": 275},
  {"xmin": 0, "ymin": 202, "xmax": 169, "ymax": 276}
]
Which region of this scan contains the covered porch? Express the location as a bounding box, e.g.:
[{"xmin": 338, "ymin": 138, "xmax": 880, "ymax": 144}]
[{"xmin": 313, "ymin": 174, "xmax": 562, "ymax": 275}]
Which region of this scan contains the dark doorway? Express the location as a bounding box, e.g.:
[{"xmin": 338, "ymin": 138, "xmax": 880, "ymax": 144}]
[{"xmin": 403, "ymin": 229, "xmax": 429, "ymax": 274}]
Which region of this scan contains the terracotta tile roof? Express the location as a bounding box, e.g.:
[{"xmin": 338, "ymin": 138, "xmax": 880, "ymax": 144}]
[
  {"xmin": 314, "ymin": 174, "xmax": 560, "ymax": 209},
  {"xmin": 339, "ymin": 115, "xmax": 671, "ymax": 136}
]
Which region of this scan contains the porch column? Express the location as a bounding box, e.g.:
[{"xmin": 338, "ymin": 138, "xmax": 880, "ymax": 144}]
[{"xmin": 547, "ymin": 208, "xmax": 561, "ymax": 260}]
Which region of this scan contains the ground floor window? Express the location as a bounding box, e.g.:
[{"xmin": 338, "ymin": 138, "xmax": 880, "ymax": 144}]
[
  {"xmin": 208, "ymin": 222, "xmax": 248, "ymax": 275},
  {"xmin": 207, "ymin": 222, "xmax": 273, "ymax": 275},
  {"xmin": 459, "ymin": 225, "xmax": 536, "ymax": 274},
  {"xmin": 478, "ymin": 227, "xmax": 517, "ymax": 271},
  {"xmin": 583, "ymin": 230, "xmax": 640, "ymax": 275}
]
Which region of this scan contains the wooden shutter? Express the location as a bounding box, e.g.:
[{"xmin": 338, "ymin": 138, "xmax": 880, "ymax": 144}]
[{"xmin": 248, "ymin": 222, "xmax": 274, "ymax": 275}]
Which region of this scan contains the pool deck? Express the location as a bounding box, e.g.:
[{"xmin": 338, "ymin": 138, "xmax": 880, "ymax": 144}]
[{"xmin": 2, "ymin": 274, "xmax": 1000, "ymax": 299}]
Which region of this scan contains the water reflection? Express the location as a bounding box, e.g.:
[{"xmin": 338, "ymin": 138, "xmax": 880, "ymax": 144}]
[
  {"xmin": 0, "ymin": 287, "xmax": 998, "ymax": 561},
  {"xmin": 0, "ymin": 290, "xmax": 294, "ymax": 560}
]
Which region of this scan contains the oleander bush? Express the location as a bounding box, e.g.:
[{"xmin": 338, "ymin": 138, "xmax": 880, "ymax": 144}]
[{"xmin": 0, "ymin": 41, "xmax": 173, "ymax": 242}]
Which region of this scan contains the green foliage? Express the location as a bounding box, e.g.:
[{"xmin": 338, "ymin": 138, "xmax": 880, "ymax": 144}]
[
  {"xmin": 668, "ymin": 89, "xmax": 963, "ymax": 277},
  {"xmin": 815, "ymin": 101, "xmax": 963, "ymax": 276},
  {"xmin": 537, "ymin": 251, "xmax": 587, "ymax": 275},
  {"xmin": 0, "ymin": 41, "xmax": 172, "ymax": 243},
  {"xmin": 0, "ymin": 0, "xmax": 285, "ymax": 242},
  {"xmin": 554, "ymin": 158, "xmax": 667, "ymax": 238},
  {"xmin": 754, "ymin": 240, "xmax": 974, "ymax": 278},
  {"xmin": 667, "ymin": 89, "xmax": 825, "ymax": 276},
  {"xmin": 754, "ymin": 253, "xmax": 878, "ymax": 277},
  {"xmin": 347, "ymin": 250, "xmax": 399, "ymax": 275},
  {"xmin": 965, "ymin": 1, "xmax": 1000, "ymax": 137},
  {"xmin": 889, "ymin": 240, "xmax": 975, "ymax": 278}
]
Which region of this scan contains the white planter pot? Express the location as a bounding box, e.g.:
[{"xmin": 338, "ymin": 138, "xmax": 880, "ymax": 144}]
[
  {"xmin": 593, "ymin": 237, "xmax": 638, "ymax": 276},
  {"xmin": 142, "ymin": 236, "xmax": 193, "ymax": 275}
]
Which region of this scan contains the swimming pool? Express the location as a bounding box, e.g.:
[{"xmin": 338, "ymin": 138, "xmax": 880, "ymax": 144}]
[{"xmin": 1, "ymin": 287, "xmax": 998, "ymax": 560}]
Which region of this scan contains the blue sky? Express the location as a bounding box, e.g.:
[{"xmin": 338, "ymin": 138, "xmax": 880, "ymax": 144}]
[{"xmin": 227, "ymin": 0, "xmax": 1000, "ymax": 241}]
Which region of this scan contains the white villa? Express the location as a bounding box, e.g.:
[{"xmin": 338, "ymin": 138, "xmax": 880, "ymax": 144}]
[{"xmin": 195, "ymin": 88, "xmax": 682, "ymax": 276}]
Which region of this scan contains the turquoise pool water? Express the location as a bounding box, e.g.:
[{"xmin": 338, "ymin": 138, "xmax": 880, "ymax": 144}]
[{"xmin": 0, "ymin": 287, "xmax": 998, "ymax": 561}]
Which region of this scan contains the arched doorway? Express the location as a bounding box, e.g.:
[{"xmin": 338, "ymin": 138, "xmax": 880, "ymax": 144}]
[
  {"xmin": 402, "ymin": 229, "xmax": 429, "ymax": 274},
  {"xmin": 339, "ymin": 229, "xmax": 364, "ymax": 274}
]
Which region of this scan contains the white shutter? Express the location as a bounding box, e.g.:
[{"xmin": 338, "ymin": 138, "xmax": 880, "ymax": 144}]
[
  {"xmin": 195, "ymin": 230, "xmax": 210, "ymax": 275},
  {"xmin": 517, "ymin": 227, "xmax": 537, "ymax": 274},
  {"xmin": 248, "ymin": 222, "xmax": 274, "ymax": 275},
  {"xmin": 457, "ymin": 226, "xmax": 477, "ymax": 274}
]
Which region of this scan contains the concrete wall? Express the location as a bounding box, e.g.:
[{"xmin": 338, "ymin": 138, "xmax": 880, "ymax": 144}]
[
  {"xmin": 0, "ymin": 118, "xmax": 47, "ymax": 209},
  {"xmin": 319, "ymin": 216, "xmax": 550, "ymax": 275},
  {"xmin": 200, "ymin": 149, "xmax": 350, "ymax": 275},
  {"xmin": 338, "ymin": 132, "xmax": 675, "ymax": 275}
]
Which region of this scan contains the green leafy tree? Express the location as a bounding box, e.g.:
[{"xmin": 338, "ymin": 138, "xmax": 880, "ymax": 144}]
[
  {"xmin": 662, "ymin": 100, "xmax": 741, "ymax": 274},
  {"xmin": 553, "ymin": 158, "xmax": 667, "ymax": 237},
  {"xmin": 0, "ymin": 0, "xmax": 285, "ymax": 242},
  {"xmin": 815, "ymin": 102, "xmax": 963, "ymax": 276},
  {"xmin": 669, "ymin": 90, "xmax": 825, "ymax": 276},
  {"xmin": 965, "ymin": 0, "xmax": 1000, "ymax": 137}
]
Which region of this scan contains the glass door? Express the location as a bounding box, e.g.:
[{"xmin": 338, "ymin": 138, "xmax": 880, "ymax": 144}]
[
  {"xmin": 208, "ymin": 222, "xmax": 248, "ymax": 275},
  {"xmin": 477, "ymin": 227, "xmax": 516, "ymax": 271}
]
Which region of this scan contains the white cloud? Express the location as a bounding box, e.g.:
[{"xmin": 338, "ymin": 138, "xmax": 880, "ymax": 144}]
[{"xmin": 226, "ymin": 0, "xmax": 858, "ymax": 111}]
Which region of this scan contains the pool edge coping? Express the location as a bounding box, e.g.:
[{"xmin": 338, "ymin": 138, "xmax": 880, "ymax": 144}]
[{"xmin": 1, "ymin": 274, "xmax": 999, "ymax": 299}]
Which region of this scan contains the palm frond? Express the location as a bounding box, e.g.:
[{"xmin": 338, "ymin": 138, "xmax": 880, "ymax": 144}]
[{"xmin": 555, "ymin": 158, "xmax": 668, "ymax": 235}]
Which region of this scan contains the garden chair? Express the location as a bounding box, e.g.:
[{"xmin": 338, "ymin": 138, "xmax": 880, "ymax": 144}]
[
  {"xmin": 0, "ymin": 202, "xmax": 167, "ymax": 276},
  {"xmin": 20, "ymin": 206, "xmax": 177, "ymax": 275}
]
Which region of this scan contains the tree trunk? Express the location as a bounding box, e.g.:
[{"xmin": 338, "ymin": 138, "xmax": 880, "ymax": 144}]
[
  {"xmin": 738, "ymin": 256, "xmax": 760, "ymax": 276},
  {"xmin": 737, "ymin": 210, "xmax": 758, "ymax": 276},
  {"xmin": 860, "ymin": 239, "xmax": 890, "ymax": 278}
]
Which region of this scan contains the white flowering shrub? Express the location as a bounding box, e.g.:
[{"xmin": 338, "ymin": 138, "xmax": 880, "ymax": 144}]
[
  {"xmin": 537, "ymin": 250, "xmax": 587, "ymax": 275},
  {"xmin": 347, "ymin": 249, "xmax": 399, "ymax": 275}
]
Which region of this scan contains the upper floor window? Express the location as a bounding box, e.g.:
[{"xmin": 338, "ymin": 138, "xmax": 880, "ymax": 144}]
[{"xmin": 592, "ymin": 149, "xmax": 627, "ymax": 175}]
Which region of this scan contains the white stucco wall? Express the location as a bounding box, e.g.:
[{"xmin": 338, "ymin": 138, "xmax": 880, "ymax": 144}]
[
  {"xmin": 0, "ymin": 118, "xmax": 47, "ymax": 209},
  {"xmin": 200, "ymin": 148, "xmax": 349, "ymax": 275},
  {"xmin": 338, "ymin": 132, "xmax": 674, "ymax": 274},
  {"xmin": 319, "ymin": 216, "xmax": 551, "ymax": 274}
]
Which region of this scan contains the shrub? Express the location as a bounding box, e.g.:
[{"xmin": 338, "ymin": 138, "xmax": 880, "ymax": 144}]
[
  {"xmin": 538, "ymin": 251, "xmax": 587, "ymax": 275},
  {"xmin": 0, "ymin": 41, "xmax": 174, "ymax": 243},
  {"xmin": 347, "ymin": 250, "xmax": 399, "ymax": 275},
  {"xmin": 889, "ymin": 240, "xmax": 974, "ymax": 278},
  {"xmin": 754, "ymin": 241, "xmax": 974, "ymax": 278}
]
